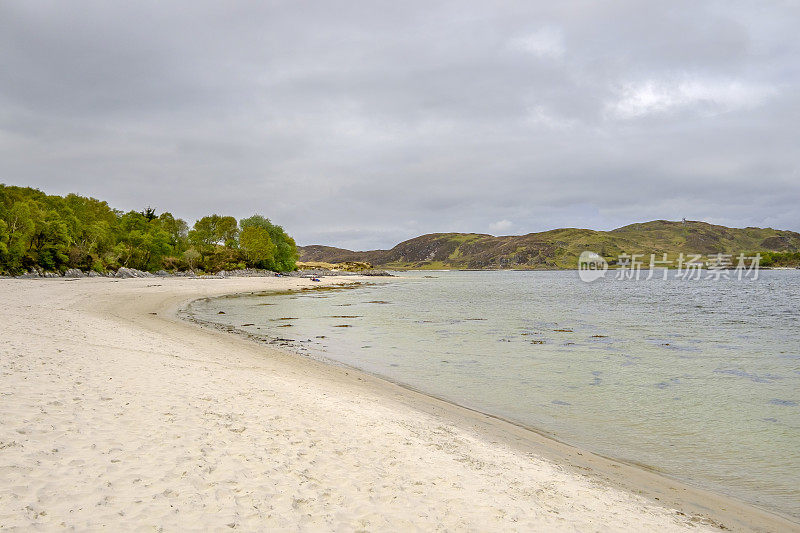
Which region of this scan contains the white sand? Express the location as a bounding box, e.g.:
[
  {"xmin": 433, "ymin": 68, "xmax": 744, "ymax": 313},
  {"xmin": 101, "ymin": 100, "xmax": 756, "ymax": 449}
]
[{"xmin": 0, "ymin": 277, "xmax": 792, "ymax": 531}]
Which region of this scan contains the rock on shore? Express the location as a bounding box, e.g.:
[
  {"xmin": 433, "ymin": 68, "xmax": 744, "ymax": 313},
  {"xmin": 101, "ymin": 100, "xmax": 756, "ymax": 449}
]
[{"xmin": 13, "ymin": 266, "xmax": 392, "ymax": 279}]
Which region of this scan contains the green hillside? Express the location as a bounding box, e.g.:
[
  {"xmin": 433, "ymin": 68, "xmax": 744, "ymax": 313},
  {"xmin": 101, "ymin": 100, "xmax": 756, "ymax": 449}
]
[{"xmin": 299, "ymin": 220, "xmax": 800, "ymax": 270}]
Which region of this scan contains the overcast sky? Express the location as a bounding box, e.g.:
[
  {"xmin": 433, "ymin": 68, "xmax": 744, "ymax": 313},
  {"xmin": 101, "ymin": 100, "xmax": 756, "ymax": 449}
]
[{"xmin": 1, "ymin": 1, "xmax": 798, "ymax": 249}]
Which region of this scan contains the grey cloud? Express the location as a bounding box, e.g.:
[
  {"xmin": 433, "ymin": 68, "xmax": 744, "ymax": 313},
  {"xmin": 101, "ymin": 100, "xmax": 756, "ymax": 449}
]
[{"xmin": 1, "ymin": 0, "xmax": 798, "ymax": 250}]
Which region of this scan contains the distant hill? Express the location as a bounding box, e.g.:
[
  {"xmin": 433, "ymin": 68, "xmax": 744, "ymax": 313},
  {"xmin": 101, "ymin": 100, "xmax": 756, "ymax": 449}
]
[{"xmin": 298, "ymin": 220, "xmax": 800, "ymax": 269}]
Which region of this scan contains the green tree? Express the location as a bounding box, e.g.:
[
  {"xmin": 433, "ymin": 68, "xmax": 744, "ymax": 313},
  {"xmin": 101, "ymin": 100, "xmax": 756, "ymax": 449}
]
[
  {"xmin": 240, "ymin": 215, "xmax": 298, "ymax": 271},
  {"xmin": 60, "ymin": 194, "xmax": 118, "ymax": 270},
  {"xmin": 142, "ymin": 206, "xmax": 157, "ymax": 222},
  {"xmin": 188, "ymin": 214, "xmax": 239, "ymax": 270},
  {"xmin": 189, "ymin": 214, "xmax": 238, "ymax": 249},
  {"xmin": 183, "ymin": 249, "xmax": 201, "ymax": 270},
  {"xmin": 216, "ymin": 216, "xmax": 239, "ymax": 247},
  {"xmin": 27, "ymin": 209, "xmax": 71, "ymax": 270},
  {"xmin": 115, "ymin": 211, "xmax": 172, "ymax": 270},
  {"xmin": 2, "ymin": 201, "xmax": 36, "ymax": 272},
  {"xmin": 0, "ymin": 219, "xmax": 9, "ymax": 269},
  {"xmin": 157, "ymin": 212, "xmax": 189, "ymax": 253},
  {"xmin": 239, "ymin": 226, "xmax": 277, "ymax": 268}
]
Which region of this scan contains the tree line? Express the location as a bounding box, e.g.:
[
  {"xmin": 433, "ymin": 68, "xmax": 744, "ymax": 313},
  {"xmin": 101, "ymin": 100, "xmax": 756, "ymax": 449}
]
[
  {"xmin": 759, "ymin": 250, "xmax": 800, "ymax": 268},
  {"xmin": 0, "ymin": 184, "xmax": 298, "ymax": 275}
]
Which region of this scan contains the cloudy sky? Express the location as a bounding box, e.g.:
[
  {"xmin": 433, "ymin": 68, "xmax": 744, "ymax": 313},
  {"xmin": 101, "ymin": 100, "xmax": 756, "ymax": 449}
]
[{"xmin": 1, "ymin": 1, "xmax": 798, "ymax": 249}]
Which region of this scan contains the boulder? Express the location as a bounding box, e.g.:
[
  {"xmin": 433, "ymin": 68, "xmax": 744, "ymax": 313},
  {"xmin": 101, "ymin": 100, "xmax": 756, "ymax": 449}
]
[
  {"xmin": 361, "ymin": 269, "xmax": 393, "ymax": 276},
  {"xmin": 115, "ymin": 267, "xmax": 154, "ymax": 278},
  {"xmin": 63, "ymin": 268, "xmax": 86, "ymax": 278},
  {"xmin": 115, "ymin": 268, "xmax": 135, "ymax": 278},
  {"xmin": 214, "ymin": 268, "xmax": 277, "ymax": 278}
]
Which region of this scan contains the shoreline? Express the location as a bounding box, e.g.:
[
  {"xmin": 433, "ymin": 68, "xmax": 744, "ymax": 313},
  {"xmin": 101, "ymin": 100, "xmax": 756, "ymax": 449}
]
[
  {"xmin": 179, "ymin": 282, "xmax": 799, "ymax": 531},
  {"xmin": 1, "ymin": 276, "xmax": 796, "ymax": 531}
]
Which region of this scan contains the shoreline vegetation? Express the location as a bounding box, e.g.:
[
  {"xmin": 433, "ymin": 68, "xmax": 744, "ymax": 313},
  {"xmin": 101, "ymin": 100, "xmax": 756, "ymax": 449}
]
[
  {"xmin": 0, "ymin": 184, "xmax": 299, "ymax": 277},
  {"xmin": 3, "ymin": 184, "xmax": 798, "ymax": 277},
  {"xmin": 2, "ymin": 275, "xmax": 798, "ymax": 530}
]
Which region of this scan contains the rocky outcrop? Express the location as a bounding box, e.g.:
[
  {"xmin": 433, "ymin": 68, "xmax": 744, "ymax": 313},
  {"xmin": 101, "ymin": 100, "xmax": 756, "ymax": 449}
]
[
  {"xmin": 17, "ymin": 268, "xmax": 63, "ymax": 278},
  {"xmin": 360, "ymin": 269, "xmax": 392, "ymax": 276},
  {"xmin": 114, "ymin": 267, "xmax": 154, "ymax": 279},
  {"xmin": 10, "ymin": 266, "xmax": 390, "ymax": 280},
  {"xmin": 216, "ymin": 268, "xmax": 279, "ymax": 278}
]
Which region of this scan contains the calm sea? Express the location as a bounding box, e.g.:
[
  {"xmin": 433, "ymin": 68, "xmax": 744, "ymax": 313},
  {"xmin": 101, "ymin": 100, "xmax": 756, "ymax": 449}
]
[{"xmin": 185, "ymin": 270, "xmax": 800, "ymax": 519}]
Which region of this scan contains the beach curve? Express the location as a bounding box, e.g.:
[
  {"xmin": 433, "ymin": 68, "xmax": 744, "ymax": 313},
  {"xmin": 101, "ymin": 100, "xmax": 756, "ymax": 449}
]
[{"xmin": 0, "ymin": 276, "xmax": 796, "ymax": 531}]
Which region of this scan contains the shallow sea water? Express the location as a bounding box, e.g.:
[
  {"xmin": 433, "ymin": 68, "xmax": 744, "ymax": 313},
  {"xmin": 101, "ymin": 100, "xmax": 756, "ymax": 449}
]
[{"xmin": 186, "ymin": 270, "xmax": 800, "ymax": 519}]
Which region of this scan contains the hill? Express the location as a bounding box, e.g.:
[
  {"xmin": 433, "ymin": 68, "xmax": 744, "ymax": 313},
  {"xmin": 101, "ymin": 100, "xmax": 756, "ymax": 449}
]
[{"xmin": 298, "ymin": 220, "xmax": 800, "ymax": 269}]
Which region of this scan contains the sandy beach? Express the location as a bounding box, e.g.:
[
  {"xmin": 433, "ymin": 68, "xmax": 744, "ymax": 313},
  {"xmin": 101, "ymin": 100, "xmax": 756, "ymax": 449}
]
[{"xmin": 0, "ymin": 276, "xmax": 796, "ymax": 531}]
